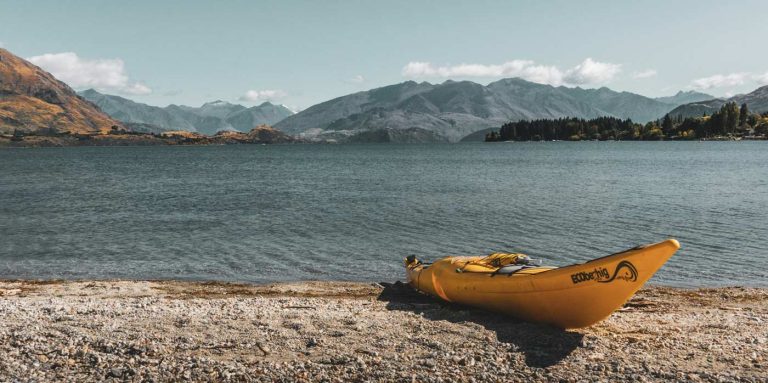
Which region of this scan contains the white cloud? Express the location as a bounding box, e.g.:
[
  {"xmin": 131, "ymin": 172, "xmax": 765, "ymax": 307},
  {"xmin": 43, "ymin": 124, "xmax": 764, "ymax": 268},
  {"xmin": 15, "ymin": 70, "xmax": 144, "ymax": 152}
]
[
  {"xmin": 689, "ymin": 73, "xmax": 748, "ymax": 90},
  {"xmin": 27, "ymin": 52, "xmax": 151, "ymax": 95},
  {"xmin": 347, "ymin": 74, "xmax": 365, "ymax": 83},
  {"xmin": 123, "ymin": 83, "xmax": 152, "ymax": 95},
  {"xmin": 238, "ymin": 89, "xmax": 287, "ymax": 102},
  {"xmin": 753, "ymin": 72, "xmax": 768, "ymax": 85},
  {"xmin": 402, "ymin": 60, "xmax": 531, "ymax": 78},
  {"xmin": 283, "ymin": 104, "xmax": 302, "ymax": 114},
  {"xmin": 632, "ymin": 69, "xmax": 657, "ymax": 79},
  {"xmin": 401, "ymin": 58, "xmax": 620, "ymax": 86},
  {"xmin": 162, "ymin": 89, "xmax": 183, "ymax": 97},
  {"xmin": 562, "ymin": 58, "xmax": 621, "ymax": 85}
]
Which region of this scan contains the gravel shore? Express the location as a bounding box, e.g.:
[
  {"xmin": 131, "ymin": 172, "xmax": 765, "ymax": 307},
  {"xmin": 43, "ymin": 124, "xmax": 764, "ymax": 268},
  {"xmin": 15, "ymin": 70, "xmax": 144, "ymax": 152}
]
[{"xmin": 1, "ymin": 280, "xmax": 766, "ymax": 382}]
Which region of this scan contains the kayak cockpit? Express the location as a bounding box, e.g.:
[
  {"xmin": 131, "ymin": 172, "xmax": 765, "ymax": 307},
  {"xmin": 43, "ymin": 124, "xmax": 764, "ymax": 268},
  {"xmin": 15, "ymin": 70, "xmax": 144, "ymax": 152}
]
[{"xmin": 406, "ymin": 252, "xmax": 556, "ymax": 276}]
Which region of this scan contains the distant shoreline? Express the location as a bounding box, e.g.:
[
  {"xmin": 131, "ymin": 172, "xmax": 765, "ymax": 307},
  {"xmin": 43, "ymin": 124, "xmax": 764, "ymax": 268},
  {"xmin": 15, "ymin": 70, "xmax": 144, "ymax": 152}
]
[
  {"xmin": 0, "ymin": 135, "xmax": 287, "ymax": 148},
  {"xmin": 1, "ymin": 277, "xmax": 765, "ymax": 289},
  {"xmin": 1, "ymin": 280, "xmax": 765, "ymax": 381},
  {"xmin": 2, "ymin": 135, "xmax": 767, "ymax": 148},
  {"xmin": 0, "ymin": 125, "xmax": 302, "ymax": 148},
  {"xmin": 485, "ymin": 137, "xmax": 768, "ymax": 142}
]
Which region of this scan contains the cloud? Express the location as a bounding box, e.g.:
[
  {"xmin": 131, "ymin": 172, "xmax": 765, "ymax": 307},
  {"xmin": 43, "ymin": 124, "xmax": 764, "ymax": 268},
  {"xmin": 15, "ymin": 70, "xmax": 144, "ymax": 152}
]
[
  {"xmin": 283, "ymin": 104, "xmax": 302, "ymax": 114},
  {"xmin": 347, "ymin": 74, "xmax": 365, "ymax": 84},
  {"xmin": 754, "ymin": 72, "xmax": 768, "ymax": 85},
  {"xmin": 402, "ymin": 60, "xmax": 530, "ymax": 78},
  {"xmin": 632, "ymin": 69, "xmax": 657, "ymax": 79},
  {"xmin": 401, "ymin": 58, "xmax": 620, "ymax": 86},
  {"xmin": 27, "ymin": 52, "xmax": 151, "ymax": 95},
  {"xmin": 162, "ymin": 89, "xmax": 183, "ymax": 97},
  {"xmin": 562, "ymin": 58, "xmax": 621, "ymax": 85},
  {"xmin": 688, "ymin": 71, "xmax": 768, "ymax": 91},
  {"xmin": 238, "ymin": 89, "xmax": 287, "ymax": 102},
  {"xmin": 689, "ymin": 73, "xmax": 748, "ymax": 90},
  {"xmin": 122, "ymin": 83, "xmax": 152, "ymax": 95}
]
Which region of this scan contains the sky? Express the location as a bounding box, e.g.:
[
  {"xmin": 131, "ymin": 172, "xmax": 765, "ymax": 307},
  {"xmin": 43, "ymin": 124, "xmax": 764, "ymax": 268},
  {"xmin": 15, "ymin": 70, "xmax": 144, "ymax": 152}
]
[{"xmin": 2, "ymin": 0, "xmax": 768, "ymax": 110}]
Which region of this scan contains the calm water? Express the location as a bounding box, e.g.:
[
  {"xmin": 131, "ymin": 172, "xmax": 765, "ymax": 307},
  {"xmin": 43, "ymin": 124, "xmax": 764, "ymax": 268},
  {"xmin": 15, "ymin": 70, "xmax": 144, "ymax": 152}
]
[{"xmin": 1, "ymin": 142, "xmax": 767, "ymax": 287}]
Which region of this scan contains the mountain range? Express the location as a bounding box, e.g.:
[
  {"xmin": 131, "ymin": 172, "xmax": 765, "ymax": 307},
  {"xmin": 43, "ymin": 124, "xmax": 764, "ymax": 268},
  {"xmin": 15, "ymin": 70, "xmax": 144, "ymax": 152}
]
[
  {"xmin": 0, "ymin": 48, "xmax": 121, "ymax": 135},
  {"xmin": 13, "ymin": 45, "xmax": 768, "ymax": 145},
  {"xmin": 653, "ymin": 90, "xmax": 715, "ymax": 105},
  {"xmin": 274, "ymin": 79, "xmax": 715, "ymax": 142},
  {"xmin": 667, "ymin": 86, "xmax": 768, "ymax": 119},
  {"xmin": 78, "ymin": 89, "xmax": 294, "ymax": 135}
]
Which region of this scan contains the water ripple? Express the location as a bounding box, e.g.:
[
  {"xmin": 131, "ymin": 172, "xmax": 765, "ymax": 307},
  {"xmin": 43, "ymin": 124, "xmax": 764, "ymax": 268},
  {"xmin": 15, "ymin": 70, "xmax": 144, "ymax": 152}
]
[{"xmin": 1, "ymin": 142, "xmax": 767, "ymax": 287}]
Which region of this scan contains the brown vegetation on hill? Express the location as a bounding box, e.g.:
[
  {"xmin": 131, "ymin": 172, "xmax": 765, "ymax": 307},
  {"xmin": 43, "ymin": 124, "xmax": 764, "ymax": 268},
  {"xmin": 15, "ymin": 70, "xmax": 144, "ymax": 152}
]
[
  {"xmin": 213, "ymin": 124, "xmax": 297, "ymax": 144},
  {"xmin": 0, "ymin": 123, "xmax": 302, "ymax": 147},
  {"xmin": 160, "ymin": 130, "xmax": 208, "ymax": 139},
  {"xmin": 0, "ymin": 48, "xmax": 122, "ymax": 135}
]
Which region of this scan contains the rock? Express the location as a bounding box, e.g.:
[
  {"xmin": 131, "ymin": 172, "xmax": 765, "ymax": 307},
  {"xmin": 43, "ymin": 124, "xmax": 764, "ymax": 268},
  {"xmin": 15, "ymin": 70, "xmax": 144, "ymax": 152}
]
[
  {"xmin": 0, "ymin": 281, "xmax": 766, "ymax": 382},
  {"xmin": 107, "ymin": 368, "xmax": 123, "ymax": 378}
]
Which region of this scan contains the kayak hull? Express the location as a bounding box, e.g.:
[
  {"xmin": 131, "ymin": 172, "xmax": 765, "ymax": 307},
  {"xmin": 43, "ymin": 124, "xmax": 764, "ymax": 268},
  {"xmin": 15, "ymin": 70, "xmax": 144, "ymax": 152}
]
[{"xmin": 405, "ymin": 239, "xmax": 680, "ymax": 329}]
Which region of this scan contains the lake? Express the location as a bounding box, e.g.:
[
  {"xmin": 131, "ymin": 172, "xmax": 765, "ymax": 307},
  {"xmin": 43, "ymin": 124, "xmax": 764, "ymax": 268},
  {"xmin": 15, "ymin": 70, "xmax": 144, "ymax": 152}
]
[{"xmin": 1, "ymin": 142, "xmax": 766, "ymax": 287}]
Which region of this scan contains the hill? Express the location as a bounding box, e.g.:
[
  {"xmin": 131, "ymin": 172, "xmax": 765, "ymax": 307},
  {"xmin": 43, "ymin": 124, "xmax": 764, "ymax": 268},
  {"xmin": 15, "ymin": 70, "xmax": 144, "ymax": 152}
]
[
  {"xmin": 666, "ymin": 99, "xmax": 726, "ymax": 119},
  {"xmin": 557, "ymin": 86, "xmax": 684, "ymax": 123},
  {"xmin": 654, "ymin": 90, "xmax": 714, "ymax": 105},
  {"xmin": 276, "ymin": 78, "xmax": 689, "ymax": 143},
  {"xmin": 79, "ymin": 89, "xmax": 195, "ymax": 133},
  {"xmin": 667, "ymin": 85, "xmax": 768, "ymax": 119},
  {"xmin": 79, "ymin": 90, "xmax": 294, "ymax": 135},
  {"xmin": 731, "ymin": 85, "xmax": 768, "ymax": 112},
  {"xmin": 0, "ymin": 48, "xmax": 121, "ymax": 135}
]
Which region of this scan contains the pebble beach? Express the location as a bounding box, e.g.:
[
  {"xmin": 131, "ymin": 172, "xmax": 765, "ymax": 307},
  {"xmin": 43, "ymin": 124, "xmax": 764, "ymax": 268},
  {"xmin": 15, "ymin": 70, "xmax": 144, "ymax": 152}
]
[{"xmin": 1, "ymin": 280, "xmax": 766, "ymax": 382}]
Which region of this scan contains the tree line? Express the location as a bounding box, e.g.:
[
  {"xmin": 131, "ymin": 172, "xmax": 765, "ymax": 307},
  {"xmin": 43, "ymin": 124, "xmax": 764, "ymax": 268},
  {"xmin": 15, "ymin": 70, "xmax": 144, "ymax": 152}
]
[{"xmin": 485, "ymin": 102, "xmax": 768, "ymax": 141}]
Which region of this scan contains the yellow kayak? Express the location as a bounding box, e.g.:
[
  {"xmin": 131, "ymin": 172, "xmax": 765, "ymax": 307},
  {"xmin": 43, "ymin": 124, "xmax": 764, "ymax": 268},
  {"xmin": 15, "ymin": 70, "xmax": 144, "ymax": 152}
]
[{"xmin": 404, "ymin": 239, "xmax": 680, "ymax": 329}]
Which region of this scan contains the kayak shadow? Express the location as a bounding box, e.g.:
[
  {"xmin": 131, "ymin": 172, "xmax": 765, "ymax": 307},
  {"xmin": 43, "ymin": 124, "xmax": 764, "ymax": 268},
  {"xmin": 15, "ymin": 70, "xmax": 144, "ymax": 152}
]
[{"xmin": 377, "ymin": 281, "xmax": 584, "ymax": 369}]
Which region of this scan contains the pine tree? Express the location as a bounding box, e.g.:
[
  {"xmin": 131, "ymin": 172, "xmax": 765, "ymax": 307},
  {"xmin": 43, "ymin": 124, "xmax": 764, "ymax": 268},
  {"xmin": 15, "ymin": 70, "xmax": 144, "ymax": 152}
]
[
  {"xmin": 662, "ymin": 114, "xmax": 673, "ymax": 136},
  {"xmin": 740, "ymin": 103, "xmax": 749, "ymax": 126},
  {"xmin": 724, "ymin": 102, "xmax": 739, "ymax": 134}
]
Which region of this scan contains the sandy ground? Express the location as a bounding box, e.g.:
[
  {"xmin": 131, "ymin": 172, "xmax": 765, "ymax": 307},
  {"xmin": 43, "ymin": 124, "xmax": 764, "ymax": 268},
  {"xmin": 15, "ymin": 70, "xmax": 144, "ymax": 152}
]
[{"xmin": 0, "ymin": 280, "xmax": 766, "ymax": 382}]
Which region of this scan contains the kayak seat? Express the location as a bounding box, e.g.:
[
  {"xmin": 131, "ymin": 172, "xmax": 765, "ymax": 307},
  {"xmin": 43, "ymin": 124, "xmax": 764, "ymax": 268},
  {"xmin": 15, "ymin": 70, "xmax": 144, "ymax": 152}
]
[
  {"xmin": 495, "ymin": 265, "xmax": 528, "ymax": 274},
  {"xmin": 455, "ymin": 252, "xmax": 548, "ymax": 276}
]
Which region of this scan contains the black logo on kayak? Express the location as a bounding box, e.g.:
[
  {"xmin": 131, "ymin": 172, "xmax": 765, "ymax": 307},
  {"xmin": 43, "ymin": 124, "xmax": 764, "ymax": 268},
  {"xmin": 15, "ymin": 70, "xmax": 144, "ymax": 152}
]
[
  {"xmin": 571, "ymin": 261, "xmax": 638, "ymax": 284},
  {"xmin": 571, "ymin": 267, "xmax": 610, "ymax": 284}
]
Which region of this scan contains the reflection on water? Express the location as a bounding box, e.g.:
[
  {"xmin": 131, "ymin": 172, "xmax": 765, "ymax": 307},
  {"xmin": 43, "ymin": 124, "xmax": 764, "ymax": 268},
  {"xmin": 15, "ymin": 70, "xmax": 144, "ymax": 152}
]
[{"xmin": 1, "ymin": 142, "xmax": 767, "ymax": 287}]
